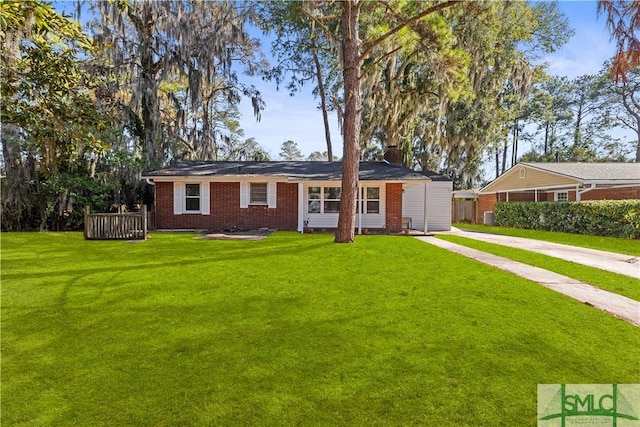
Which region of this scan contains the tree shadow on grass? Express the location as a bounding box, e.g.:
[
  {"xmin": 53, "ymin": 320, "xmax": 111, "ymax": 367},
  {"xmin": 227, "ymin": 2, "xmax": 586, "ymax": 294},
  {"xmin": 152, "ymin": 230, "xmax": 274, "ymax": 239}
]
[{"xmin": 1, "ymin": 240, "xmax": 336, "ymax": 281}]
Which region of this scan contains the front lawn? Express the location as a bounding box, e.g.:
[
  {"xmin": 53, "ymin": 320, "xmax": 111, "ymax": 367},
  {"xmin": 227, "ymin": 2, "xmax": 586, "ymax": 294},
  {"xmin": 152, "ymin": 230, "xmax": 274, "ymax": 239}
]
[
  {"xmin": 454, "ymin": 223, "xmax": 640, "ymax": 256},
  {"xmin": 2, "ymin": 232, "xmax": 639, "ymax": 426}
]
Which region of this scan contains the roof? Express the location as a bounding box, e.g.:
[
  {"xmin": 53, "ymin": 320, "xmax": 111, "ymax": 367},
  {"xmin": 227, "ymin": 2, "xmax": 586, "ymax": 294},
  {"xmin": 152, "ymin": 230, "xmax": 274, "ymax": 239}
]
[
  {"xmin": 143, "ymin": 161, "xmax": 451, "ymax": 182},
  {"xmin": 521, "ymin": 162, "xmax": 640, "ymax": 182},
  {"xmin": 480, "ymin": 162, "xmax": 640, "ymax": 194}
]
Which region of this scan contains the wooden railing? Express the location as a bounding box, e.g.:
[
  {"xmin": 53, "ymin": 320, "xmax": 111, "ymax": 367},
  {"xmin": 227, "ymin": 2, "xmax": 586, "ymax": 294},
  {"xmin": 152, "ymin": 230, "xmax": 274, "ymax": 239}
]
[{"xmin": 84, "ymin": 205, "xmax": 148, "ymax": 240}]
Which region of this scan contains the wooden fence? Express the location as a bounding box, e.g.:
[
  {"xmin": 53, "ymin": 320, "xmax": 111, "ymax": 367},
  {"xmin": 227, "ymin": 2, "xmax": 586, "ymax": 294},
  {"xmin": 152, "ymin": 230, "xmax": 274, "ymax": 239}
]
[
  {"xmin": 84, "ymin": 205, "xmax": 148, "ymax": 240},
  {"xmin": 452, "ymin": 199, "xmax": 477, "ymax": 224}
]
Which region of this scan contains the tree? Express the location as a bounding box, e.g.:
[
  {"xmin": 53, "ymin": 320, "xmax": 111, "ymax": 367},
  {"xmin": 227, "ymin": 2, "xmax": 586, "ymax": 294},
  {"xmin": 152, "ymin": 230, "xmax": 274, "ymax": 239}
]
[
  {"xmin": 520, "ymin": 70, "xmax": 633, "ymax": 163},
  {"xmin": 599, "ymin": 65, "xmax": 640, "ymax": 161},
  {"xmin": 360, "ymin": 7, "xmax": 470, "ymax": 167},
  {"xmin": 304, "ymin": 0, "xmax": 459, "ymax": 242},
  {"xmin": 519, "ymin": 76, "xmax": 574, "ymax": 161},
  {"xmin": 597, "ymin": 0, "xmax": 640, "ymax": 81},
  {"xmin": 418, "ymin": 1, "xmax": 572, "ymax": 185},
  {"xmin": 258, "ymin": 2, "xmax": 340, "ymax": 161},
  {"xmin": 279, "ymin": 140, "xmax": 303, "ymax": 160},
  {"xmin": 307, "ymin": 151, "xmax": 339, "ymax": 161},
  {"xmin": 1, "ymin": 0, "xmax": 114, "ymax": 230},
  {"xmin": 88, "ymin": 0, "xmax": 265, "ymax": 170},
  {"xmin": 221, "ymin": 136, "xmax": 271, "ymax": 161}
]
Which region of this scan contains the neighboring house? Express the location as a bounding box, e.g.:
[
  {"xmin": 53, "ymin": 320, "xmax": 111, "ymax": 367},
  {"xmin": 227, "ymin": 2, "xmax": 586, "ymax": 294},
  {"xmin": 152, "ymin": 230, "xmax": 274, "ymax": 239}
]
[
  {"xmin": 142, "ymin": 147, "xmax": 453, "ymax": 233},
  {"xmin": 478, "ymin": 162, "xmax": 640, "ymax": 224}
]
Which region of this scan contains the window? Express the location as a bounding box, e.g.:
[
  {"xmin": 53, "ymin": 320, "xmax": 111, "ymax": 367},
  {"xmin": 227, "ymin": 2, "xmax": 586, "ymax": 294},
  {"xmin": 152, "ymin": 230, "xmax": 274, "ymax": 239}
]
[
  {"xmin": 324, "ymin": 187, "xmax": 341, "ymax": 213},
  {"xmin": 308, "ymin": 186, "xmax": 321, "ymax": 213},
  {"xmin": 555, "ymin": 192, "xmax": 568, "ymax": 202},
  {"xmin": 307, "ymin": 186, "xmax": 381, "ymax": 214},
  {"xmin": 250, "ymin": 183, "xmax": 268, "ymax": 204},
  {"xmin": 185, "ymin": 183, "xmax": 200, "ymax": 211},
  {"xmin": 364, "ymin": 187, "xmax": 380, "ymax": 213},
  {"xmin": 307, "ymin": 186, "xmax": 341, "ymax": 213}
]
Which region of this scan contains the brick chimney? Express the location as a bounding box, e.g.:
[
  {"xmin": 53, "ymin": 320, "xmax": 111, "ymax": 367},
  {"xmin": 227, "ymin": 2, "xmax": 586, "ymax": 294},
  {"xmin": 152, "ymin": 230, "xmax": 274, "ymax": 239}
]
[{"xmin": 384, "ymin": 145, "xmax": 403, "ymax": 165}]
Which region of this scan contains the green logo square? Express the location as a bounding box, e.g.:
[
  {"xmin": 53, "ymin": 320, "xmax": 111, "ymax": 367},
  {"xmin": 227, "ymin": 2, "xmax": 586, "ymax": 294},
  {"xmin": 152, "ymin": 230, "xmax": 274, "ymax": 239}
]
[{"xmin": 538, "ymin": 384, "xmax": 640, "ymax": 426}]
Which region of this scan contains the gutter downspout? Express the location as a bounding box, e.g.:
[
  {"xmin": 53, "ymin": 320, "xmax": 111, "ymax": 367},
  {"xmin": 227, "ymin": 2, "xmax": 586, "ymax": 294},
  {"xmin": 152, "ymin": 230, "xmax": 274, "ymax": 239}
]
[
  {"xmin": 577, "ymin": 184, "xmax": 596, "ymax": 201},
  {"xmin": 423, "ymin": 181, "xmax": 429, "ymax": 234}
]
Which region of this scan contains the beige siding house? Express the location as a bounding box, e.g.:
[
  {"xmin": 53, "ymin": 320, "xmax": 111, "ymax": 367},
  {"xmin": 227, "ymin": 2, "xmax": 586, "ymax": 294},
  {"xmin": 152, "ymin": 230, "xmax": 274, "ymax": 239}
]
[{"xmin": 477, "ymin": 162, "xmax": 640, "ymax": 224}]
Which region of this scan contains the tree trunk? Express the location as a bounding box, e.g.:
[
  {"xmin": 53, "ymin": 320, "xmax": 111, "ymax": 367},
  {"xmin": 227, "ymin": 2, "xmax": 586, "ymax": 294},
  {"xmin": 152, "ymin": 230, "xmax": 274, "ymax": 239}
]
[
  {"xmin": 312, "ymin": 45, "xmax": 333, "ymax": 161},
  {"xmin": 132, "ymin": 2, "xmax": 162, "ymax": 170},
  {"xmin": 334, "ymin": 0, "xmax": 361, "ymax": 243},
  {"xmin": 501, "ymin": 137, "xmax": 507, "ymax": 174},
  {"xmin": 571, "ymin": 97, "xmax": 584, "ymax": 160},
  {"xmin": 511, "ymin": 118, "xmax": 519, "ymax": 165},
  {"xmin": 543, "ymin": 120, "xmax": 550, "ymax": 154}
]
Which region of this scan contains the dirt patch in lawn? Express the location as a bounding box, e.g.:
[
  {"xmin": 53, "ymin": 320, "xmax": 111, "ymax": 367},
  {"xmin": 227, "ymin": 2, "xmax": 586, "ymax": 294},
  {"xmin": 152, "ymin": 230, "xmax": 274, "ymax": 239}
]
[{"xmin": 197, "ymin": 228, "xmax": 277, "ymax": 241}]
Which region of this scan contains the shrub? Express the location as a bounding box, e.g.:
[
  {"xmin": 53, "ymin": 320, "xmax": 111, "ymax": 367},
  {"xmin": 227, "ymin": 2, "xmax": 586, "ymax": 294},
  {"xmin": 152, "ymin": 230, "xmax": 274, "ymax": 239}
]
[{"xmin": 494, "ymin": 200, "xmax": 640, "ymax": 239}]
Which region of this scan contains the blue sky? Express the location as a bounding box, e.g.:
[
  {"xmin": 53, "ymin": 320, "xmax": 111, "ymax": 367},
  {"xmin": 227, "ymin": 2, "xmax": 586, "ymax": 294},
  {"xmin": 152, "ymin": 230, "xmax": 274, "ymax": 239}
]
[{"xmin": 237, "ymin": 1, "xmax": 618, "ymax": 162}]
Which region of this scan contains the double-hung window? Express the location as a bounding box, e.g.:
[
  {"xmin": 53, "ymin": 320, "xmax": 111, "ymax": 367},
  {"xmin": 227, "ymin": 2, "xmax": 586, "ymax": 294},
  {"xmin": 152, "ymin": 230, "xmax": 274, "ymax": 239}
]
[
  {"xmin": 555, "ymin": 191, "xmax": 568, "ymax": 202},
  {"xmin": 307, "ymin": 186, "xmax": 341, "ymax": 213},
  {"xmin": 323, "ymin": 187, "xmax": 341, "ymax": 213},
  {"xmin": 240, "ymin": 182, "xmax": 276, "ymax": 208},
  {"xmin": 362, "ymin": 187, "xmax": 380, "ymax": 213},
  {"xmin": 185, "ymin": 183, "xmax": 201, "ymax": 212},
  {"xmin": 308, "ymin": 187, "xmax": 321, "ymax": 213},
  {"xmin": 250, "ymin": 183, "xmax": 268, "ymax": 205},
  {"xmin": 174, "ymin": 182, "xmax": 209, "ymax": 215}
]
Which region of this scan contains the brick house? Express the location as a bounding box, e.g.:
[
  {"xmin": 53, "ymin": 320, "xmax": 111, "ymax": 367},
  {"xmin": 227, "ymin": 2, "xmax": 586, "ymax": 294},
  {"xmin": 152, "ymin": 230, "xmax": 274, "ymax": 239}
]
[
  {"xmin": 143, "ymin": 150, "xmax": 452, "ymax": 233},
  {"xmin": 478, "ymin": 162, "xmax": 640, "ymax": 224}
]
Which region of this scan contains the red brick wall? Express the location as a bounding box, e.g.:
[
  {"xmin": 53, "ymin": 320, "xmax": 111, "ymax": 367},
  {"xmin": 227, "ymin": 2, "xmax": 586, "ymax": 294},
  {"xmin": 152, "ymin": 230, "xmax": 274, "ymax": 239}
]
[
  {"xmin": 477, "ymin": 193, "xmax": 497, "ymax": 224},
  {"xmin": 155, "ymin": 181, "xmax": 298, "ymax": 230},
  {"xmin": 385, "ymin": 183, "xmax": 403, "ymax": 232},
  {"xmin": 477, "ymin": 187, "xmax": 638, "ymax": 224},
  {"xmin": 580, "ymin": 186, "xmax": 640, "ymax": 200}
]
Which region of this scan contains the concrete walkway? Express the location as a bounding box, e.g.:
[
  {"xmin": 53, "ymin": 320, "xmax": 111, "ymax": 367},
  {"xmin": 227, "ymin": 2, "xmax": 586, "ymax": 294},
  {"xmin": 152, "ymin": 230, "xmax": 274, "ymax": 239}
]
[
  {"xmin": 414, "ymin": 235, "xmax": 640, "ymax": 327},
  {"xmin": 443, "ymin": 229, "xmax": 640, "ymax": 279}
]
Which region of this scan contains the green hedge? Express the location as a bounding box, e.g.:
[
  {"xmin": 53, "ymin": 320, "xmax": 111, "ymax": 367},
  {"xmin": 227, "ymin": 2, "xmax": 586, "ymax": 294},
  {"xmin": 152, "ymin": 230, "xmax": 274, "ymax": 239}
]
[{"xmin": 494, "ymin": 200, "xmax": 640, "ymax": 239}]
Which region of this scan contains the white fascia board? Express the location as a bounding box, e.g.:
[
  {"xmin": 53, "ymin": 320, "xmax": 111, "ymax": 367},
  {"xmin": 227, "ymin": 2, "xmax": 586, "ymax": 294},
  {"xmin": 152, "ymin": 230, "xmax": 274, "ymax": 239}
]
[{"xmin": 479, "ymin": 183, "xmax": 586, "ymax": 194}]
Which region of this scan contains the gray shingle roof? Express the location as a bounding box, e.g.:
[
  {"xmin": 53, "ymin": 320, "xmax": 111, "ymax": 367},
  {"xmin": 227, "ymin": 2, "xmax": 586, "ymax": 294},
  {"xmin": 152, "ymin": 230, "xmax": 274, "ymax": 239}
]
[
  {"xmin": 522, "ymin": 162, "xmax": 640, "ymax": 182},
  {"xmin": 143, "ymin": 161, "xmax": 450, "ymax": 182}
]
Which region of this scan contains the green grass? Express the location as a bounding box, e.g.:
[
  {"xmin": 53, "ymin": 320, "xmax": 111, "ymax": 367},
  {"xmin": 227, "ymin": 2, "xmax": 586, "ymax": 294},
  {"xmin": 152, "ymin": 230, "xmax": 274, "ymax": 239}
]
[
  {"xmin": 2, "ymin": 231, "xmax": 639, "ymax": 426},
  {"xmin": 437, "ymin": 234, "xmax": 640, "ymax": 302},
  {"xmin": 453, "ymin": 224, "xmax": 640, "ymax": 256}
]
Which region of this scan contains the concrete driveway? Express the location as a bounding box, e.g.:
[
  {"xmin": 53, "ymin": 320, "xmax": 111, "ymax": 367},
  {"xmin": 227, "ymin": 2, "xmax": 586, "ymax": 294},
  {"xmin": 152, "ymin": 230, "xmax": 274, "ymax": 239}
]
[
  {"xmin": 443, "ymin": 229, "xmax": 639, "ymax": 279},
  {"xmin": 414, "ymin": 230, "xmax": 640, "ymax": 327}
]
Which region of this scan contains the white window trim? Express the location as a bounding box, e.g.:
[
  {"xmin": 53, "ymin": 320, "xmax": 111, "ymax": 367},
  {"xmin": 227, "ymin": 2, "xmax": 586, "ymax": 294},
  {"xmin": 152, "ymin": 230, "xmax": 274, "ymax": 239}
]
[
  {"xmin": 307, "ymin": 185, "xmax": 342, "ymax": 214},
  {"xmin": 362, "ymin": 186, "xmax": 381, "ymax": 214},
  {"xmin": 554, "ymin": 191, "xmax": 568, "ymax": 202},
  {"xmin": 240, "ymin": 181, "xmax": 277, "ymax": 209},
  {"xmin": 250, "ymin": 182, "xmax": 268, "ymax": 205},
  {"xmin": 184, "ymin": 183, "xmax": 202, "ymax": 213},
  {"xmin": 173, "ymin": 182, "xmax": 210, "ymax": 215}
]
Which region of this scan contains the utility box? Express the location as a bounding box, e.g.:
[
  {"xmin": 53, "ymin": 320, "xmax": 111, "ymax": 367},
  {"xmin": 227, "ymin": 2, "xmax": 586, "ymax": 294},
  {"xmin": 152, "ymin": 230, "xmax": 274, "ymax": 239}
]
[{"xmin": 483, "ymin": 211, "xmax": 496, "ymax": 226}]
